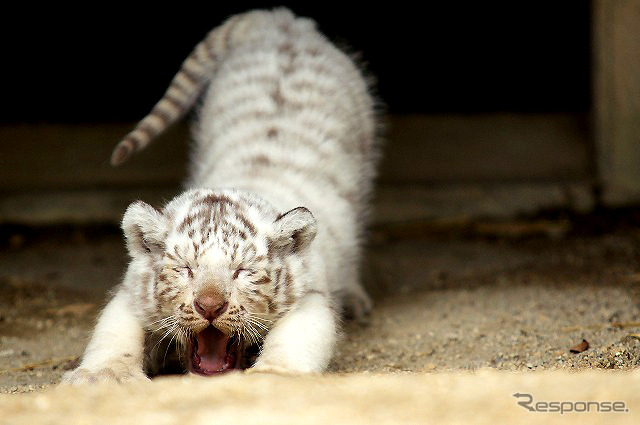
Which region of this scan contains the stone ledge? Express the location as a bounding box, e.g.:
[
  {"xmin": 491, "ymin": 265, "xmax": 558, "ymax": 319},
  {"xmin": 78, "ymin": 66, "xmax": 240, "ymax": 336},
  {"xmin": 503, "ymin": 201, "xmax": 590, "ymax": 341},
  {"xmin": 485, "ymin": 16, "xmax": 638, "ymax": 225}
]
[{"xmin": 1, "ymin": 371, "xmax": 637, "ymax": 424}]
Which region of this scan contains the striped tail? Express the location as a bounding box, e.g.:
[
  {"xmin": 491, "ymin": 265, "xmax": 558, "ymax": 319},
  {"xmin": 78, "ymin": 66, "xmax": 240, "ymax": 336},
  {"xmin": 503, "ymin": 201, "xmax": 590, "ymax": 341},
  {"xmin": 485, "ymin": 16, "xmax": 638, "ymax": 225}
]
[{"xmin": 110, "ymin": 15, "xmax": 241, "ymax": 166}]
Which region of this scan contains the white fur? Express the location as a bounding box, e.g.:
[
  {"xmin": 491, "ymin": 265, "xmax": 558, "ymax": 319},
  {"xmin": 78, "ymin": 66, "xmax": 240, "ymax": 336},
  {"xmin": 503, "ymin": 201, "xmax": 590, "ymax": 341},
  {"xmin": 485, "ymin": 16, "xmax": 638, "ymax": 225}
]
[
  {"xmin": 252, "ymin": 293, "xmax": 337, "ymax": 373},
  {"xmin": 63, "ymin": 8, "xmax": 378, "ymax": 384}
]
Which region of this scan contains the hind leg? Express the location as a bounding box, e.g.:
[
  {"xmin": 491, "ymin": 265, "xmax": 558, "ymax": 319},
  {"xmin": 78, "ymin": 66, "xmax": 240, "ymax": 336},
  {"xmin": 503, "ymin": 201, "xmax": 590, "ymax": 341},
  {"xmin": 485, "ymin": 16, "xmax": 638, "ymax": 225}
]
[{"xmin": 339, "ymin": 267, "xmax": 373, "ymax": 323}]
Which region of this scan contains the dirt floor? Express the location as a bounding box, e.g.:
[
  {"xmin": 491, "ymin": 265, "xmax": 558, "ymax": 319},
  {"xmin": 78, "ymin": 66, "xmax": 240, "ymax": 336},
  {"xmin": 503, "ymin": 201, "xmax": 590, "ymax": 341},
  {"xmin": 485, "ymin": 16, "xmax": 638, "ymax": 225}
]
[{"xmin": 1, "ymin": 213, "xmax": 640, "ymax": 393}]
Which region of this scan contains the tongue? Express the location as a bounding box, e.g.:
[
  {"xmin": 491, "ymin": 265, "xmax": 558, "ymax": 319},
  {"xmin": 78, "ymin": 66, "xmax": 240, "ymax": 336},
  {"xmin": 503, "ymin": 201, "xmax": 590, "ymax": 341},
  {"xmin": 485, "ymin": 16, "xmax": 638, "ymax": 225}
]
[{"xmin": 195, "ymin": 326, "xmax": 232, "ymax": 372}]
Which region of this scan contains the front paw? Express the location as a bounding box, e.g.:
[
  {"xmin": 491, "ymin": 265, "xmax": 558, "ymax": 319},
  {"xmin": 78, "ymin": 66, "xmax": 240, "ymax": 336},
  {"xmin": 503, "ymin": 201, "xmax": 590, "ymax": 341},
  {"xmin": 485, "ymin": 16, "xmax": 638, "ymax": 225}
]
[{"xmin": 61, "ymin": 364, "xmax": 149, "ymax": 385}]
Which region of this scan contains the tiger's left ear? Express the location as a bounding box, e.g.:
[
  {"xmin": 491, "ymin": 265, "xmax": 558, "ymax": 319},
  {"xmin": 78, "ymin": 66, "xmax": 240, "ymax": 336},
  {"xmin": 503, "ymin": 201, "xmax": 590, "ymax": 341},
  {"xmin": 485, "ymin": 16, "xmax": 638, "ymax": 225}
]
[{"xmin": 270, "ymin": 207, "xmax": 317, "ymax": 254}]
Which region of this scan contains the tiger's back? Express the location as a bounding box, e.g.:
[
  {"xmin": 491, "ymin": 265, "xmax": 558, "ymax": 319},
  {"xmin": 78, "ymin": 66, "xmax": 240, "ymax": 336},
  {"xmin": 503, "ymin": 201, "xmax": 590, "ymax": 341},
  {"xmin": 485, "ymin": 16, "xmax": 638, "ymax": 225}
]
[{"xmin": 189, "ymin": 9, "xmax": 379, "ymax": 301}]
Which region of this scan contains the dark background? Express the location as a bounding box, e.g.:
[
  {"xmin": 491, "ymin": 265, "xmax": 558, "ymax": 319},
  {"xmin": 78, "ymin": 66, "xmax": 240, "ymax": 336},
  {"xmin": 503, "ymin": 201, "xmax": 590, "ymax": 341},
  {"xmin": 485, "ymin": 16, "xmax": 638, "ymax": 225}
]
[{"xmin": 2, "ymin": 2, "xmax": 590, "ymax": 123}]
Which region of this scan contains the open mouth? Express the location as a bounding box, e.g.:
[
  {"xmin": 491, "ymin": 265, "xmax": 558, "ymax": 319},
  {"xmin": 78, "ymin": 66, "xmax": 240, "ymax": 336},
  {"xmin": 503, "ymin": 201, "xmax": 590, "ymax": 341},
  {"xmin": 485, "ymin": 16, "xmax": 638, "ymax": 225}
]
[{"xmin": 188, "ymin": 325, "xmax": 241, "ymax": 376}]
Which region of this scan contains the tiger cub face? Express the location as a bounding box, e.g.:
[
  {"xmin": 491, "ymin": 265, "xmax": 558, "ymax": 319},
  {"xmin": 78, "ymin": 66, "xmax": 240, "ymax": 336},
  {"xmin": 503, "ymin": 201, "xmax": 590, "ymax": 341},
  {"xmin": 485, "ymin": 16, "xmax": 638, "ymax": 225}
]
[{"xmin": 122, "ymin": 188, "xmax": 317, "ymax": 375}]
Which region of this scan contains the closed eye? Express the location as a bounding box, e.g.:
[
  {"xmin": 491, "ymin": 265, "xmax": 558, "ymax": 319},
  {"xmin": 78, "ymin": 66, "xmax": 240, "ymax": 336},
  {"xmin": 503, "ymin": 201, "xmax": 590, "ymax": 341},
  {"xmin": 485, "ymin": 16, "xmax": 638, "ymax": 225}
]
[
  {"xmin": 233, "ymin": 268, "xmax": 270, "ymax": 285},
  {"xmin": 233, "ymin": 268, "xmax": 253, "ymax": 280},
  {"xmin": 172, "ymin": 265, "xmax": 193, "ymax": 278}
]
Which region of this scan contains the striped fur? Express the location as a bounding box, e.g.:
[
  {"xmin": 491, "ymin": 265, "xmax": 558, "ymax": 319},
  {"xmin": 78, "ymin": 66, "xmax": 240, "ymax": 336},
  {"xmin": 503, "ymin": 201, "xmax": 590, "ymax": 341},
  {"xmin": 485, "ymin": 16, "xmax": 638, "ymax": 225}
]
[
  {"xmin": 110, "ymin": 14, "xmax": 243, "ymax": 166},
  {"xmin": 63, "ymin": 8, "xmax": 380, "ymax": 383}
]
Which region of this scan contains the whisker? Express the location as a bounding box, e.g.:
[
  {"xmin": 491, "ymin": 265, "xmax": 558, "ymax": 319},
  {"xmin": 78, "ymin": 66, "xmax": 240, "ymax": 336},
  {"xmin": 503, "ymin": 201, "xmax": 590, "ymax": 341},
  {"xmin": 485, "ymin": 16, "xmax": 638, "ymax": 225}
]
[
  {"xmin": 147, "ymin": 316, "xmax": 174, "ymax": 326},
  {"xmin": 176, "ymin": 326, "xmax": 191, "ymax": 365},
  {"xmin": 148, "ymin": 315, "xmax": 179, "ymax": 337},
  {"xmin": 244, "ymin": 321, "xmax": 262, "ymax": 345},
  {"xmin": 163, "ymin": 332, "xmax": 178, "ymax": 368},
  {"xmin": 151, "ymin": 321, "xmax": 176, "ymax": 335},
  {"xmin": 245, "ymin": 313, "xmax": 271, "ymax": 334},
  {"xmin": 248, "ymin": 314, "xmax": 273, "ymax": 324},
  {"xmin": 246, "ymin": 317, "xmax": 269, "ymax": 332},
  {"xmin": 151, "ymin": 323, "xmax": 178, "ymax": 354},
  {"xmin": 240, "ymin": 321, "xmax": 254, "ymax": 346}
]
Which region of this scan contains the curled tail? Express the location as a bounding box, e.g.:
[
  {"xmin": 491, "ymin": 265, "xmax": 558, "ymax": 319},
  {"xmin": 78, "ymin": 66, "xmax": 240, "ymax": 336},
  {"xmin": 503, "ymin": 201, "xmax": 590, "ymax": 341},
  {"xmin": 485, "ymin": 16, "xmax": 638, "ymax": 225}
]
[{"xmin": 110, "ymin": 15, "xmax": 243, "ymax": 166}]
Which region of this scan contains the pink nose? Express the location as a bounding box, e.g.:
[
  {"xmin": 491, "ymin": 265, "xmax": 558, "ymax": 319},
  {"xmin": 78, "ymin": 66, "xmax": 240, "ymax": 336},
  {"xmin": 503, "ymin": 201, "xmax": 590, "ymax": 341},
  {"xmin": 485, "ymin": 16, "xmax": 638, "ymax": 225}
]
[{"xmin": 193, "ymin": 295, "xmax": 228, "ymax": 322}]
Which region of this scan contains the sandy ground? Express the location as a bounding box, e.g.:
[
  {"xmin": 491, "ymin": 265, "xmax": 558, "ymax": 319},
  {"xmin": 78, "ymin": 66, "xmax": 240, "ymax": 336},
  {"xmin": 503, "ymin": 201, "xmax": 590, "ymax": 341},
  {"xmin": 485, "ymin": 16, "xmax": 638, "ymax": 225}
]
[{"xmin": 1, "ymin": 215, "xmax": 640, "ymax": 393}]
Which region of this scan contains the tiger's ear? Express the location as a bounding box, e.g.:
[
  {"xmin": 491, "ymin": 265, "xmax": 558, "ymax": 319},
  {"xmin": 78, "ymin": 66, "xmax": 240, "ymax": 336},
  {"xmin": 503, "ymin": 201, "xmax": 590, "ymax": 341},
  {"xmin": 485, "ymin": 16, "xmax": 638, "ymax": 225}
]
[
  {"xmin": 121, "ymin": 201, "xmax": 168, "ymax": 258},
  {"xmin": 270, "ymin": 207, "xmax": 317, "ymax": 255}
]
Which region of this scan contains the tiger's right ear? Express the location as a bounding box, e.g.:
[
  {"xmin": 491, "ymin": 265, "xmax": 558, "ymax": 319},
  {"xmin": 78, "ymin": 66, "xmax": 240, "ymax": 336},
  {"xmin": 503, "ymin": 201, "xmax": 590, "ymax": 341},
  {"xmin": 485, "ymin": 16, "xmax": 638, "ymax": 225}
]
[{"xmin": 121, "ymin": 201, "xmax": 168, "ymax": 258}]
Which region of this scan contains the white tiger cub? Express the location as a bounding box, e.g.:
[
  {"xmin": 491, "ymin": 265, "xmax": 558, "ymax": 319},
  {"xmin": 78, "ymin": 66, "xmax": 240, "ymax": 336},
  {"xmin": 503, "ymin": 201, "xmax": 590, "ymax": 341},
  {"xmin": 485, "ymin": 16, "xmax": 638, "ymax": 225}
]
[{"xmin": 63, "ymin": 8, "xmax": 379, "ymax": 383}]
